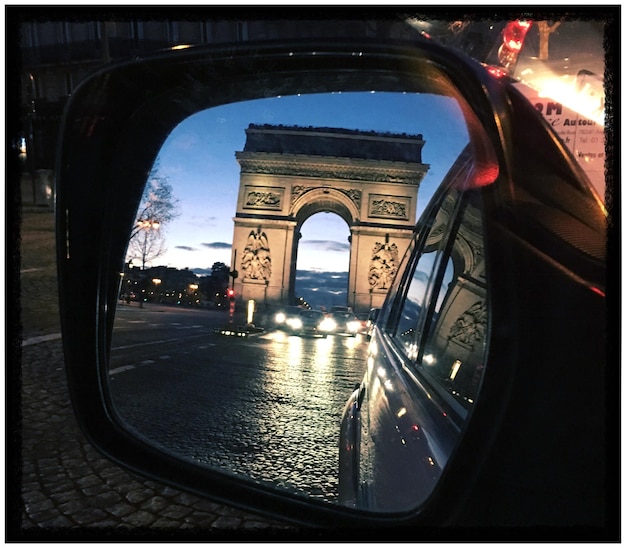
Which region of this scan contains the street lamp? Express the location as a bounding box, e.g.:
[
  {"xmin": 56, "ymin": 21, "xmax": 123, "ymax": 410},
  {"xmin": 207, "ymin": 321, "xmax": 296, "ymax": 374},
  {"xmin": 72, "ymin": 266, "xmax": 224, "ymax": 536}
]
[
  {"xmin": 152, "ymin": 278, "xmax": 162, "ymax": 304},
  {"xmin": 189, "ymin": 283, "xmax": 199, "ymax": 306},
  {"xmin": 137, "ymin": 219, "xmax": 160, "ymax": 230},
  {"xmin": 135, "ymin": 220, "xmax": 160, "ymax": 308}
]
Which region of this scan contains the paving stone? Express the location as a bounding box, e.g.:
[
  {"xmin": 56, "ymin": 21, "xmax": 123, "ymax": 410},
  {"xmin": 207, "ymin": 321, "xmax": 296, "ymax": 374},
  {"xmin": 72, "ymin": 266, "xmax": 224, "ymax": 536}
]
[
  {"xmin": 38, "ymin": 515, "xmax": 75, "ymax": 528},
  {"xmin": 211, "ymin": 516, "xmax": 243, "ymax": 529},
  {"xmin": 28, "ymin": 507, "xmax": 60, "ymax": 523},
  {"xmin": 162, "ymin": 504, "xmax": 194, "ymax": 520},
  {"xmin": 140, "ymin": 496, "xmax": 170, "ymax": 513},
  {"xmin": 125, "ymin": 489, "xmax": 156, "ymax": 505},
  {"xmin": 72, "ymin": 508, "xmax": 109, "ymax": 525},
  {"xmin": 106, "ymin": 502, "xmax": 137, "ymax": 518},
  {"xmin": 58, "ymin": 499, "xmax": 91, "ymax": 515},
  {"xmin": 121, "ymin": 510, "xmax": 158, "ymax": 527},
  {"xmin": 151, "ymin": 517, "xmax": 185, "ymax": 528}
]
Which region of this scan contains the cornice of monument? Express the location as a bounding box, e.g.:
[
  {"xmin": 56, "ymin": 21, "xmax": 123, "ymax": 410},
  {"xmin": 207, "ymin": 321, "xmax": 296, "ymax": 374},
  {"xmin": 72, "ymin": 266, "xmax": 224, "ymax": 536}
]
[{"xmin": 236, "ymin": 152, "xmax": 427, "ymax": 185}]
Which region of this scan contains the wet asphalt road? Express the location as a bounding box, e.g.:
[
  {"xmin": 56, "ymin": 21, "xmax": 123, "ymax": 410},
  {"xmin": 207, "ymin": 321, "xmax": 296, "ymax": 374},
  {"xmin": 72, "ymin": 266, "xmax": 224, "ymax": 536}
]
[{"xmin": 108, "ymin": 304, "xmax": 368, "ymax": 505}]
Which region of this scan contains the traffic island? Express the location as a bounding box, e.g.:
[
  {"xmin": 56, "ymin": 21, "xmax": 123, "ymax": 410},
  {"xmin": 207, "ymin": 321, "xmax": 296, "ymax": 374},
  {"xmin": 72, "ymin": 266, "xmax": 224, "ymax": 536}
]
[{"xmin": 215, "ymin": 324, "xmax": 265, "ymax": 337}]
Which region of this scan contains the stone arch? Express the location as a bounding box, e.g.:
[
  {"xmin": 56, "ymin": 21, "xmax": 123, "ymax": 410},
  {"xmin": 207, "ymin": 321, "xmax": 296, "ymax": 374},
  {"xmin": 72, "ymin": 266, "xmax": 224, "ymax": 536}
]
[
  {"xmin": 229, "ymin": 124, "xmax": 429, "ymax": 314},
  {"xmin": 291, "ymin": 187, "xmax": 359, "ymax": 226}
]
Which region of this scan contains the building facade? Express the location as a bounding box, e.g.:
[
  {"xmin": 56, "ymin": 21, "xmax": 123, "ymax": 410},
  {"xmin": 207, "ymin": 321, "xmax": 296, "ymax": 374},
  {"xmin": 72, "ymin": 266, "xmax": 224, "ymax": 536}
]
[{"xmin": 231, "ymin": 124, "xmax": 429, "ymax": 314}]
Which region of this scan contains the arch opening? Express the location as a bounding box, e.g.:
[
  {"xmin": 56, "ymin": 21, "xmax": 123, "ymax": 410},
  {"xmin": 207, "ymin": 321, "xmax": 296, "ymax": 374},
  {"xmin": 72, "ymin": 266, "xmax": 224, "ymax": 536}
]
[{"xmin": 294, "ymin": 212, "xmax": 351, "ymax": 312}]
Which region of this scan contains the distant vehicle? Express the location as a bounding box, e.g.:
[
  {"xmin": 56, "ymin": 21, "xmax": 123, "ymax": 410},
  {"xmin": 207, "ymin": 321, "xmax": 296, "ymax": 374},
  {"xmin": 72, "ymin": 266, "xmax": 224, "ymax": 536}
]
[
  {"xmin": 328, "ymin": 310, "xmax": 361, "ymax": 337},
  {"xmin": 330, "ymin": 305, "xmax": 353, "ymax": 314},
  {"xmin": 289, "ymin": 309, "xmax": 334, "ymax": 338},
  {"xmin": 273, "ymin": 306, "xmax": 303, "ymax": 328}
]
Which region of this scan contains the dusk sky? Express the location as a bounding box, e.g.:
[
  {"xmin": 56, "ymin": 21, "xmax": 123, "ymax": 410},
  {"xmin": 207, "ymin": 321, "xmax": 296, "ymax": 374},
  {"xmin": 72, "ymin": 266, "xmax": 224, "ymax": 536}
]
[{"xmin": 140, "ymin": 91, "xmax": 469, "ymax": 274}]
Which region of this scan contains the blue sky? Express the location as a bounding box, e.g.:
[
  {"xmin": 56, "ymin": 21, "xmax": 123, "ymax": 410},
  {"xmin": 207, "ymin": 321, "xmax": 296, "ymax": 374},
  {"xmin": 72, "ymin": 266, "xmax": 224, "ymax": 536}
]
[{"xmin": 146, "ymin": 91, "xmax": 468, "ymax": 273}]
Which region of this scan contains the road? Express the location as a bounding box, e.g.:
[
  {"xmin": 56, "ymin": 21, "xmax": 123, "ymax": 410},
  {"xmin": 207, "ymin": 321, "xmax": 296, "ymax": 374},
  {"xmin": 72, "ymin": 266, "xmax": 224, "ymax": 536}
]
[{"xmin": 108, "ymin": 303, "xmax": 369, "ymax": 504}]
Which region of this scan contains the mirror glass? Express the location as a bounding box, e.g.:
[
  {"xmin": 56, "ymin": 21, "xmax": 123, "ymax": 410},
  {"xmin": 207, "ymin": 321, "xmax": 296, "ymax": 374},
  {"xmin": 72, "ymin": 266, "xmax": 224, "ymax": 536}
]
[{"xmin": 108, "ymin": 90, "xmax": 470, "ymax": 508}]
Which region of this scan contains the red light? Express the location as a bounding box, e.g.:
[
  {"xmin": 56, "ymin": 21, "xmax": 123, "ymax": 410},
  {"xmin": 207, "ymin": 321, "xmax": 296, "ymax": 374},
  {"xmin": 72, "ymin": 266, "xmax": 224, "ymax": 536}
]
[
  {"xmin": 227, "ymin": 289, "xmax": 235, "ymax": 297},
  {"xmin": 472, "ymin": 161, "xmax": 500, "ymax": 187},
  {"xmin": 497, "ymin": 20, "xmax": 532, "ymax": 69},
  {"xmin": 589, "ymin": 286, "xmax": 605, "ymax": 298},
  {"xmin": 486, "ymin": 65, "xmax": 509, "ymax": 79},
  {"xmin": 502, "ymin": 20, "xmax": 531, "ymax": 53}
]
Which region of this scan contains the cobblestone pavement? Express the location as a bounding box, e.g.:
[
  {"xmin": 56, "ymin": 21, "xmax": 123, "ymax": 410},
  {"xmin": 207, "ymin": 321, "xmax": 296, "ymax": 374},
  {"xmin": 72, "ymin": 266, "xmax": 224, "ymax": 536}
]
[
  {"xmin": 9, "ymin": 209, "xmax": 307, "ymax": 541},
  {"xmin": 11, "ymin": 336, "xmax": 307, "ymax": 541}
]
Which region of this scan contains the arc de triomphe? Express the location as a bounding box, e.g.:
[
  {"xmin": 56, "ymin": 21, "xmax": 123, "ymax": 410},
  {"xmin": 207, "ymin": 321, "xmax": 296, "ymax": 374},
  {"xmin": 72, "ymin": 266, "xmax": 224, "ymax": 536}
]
[{"xmin": 230, "ymin": 124, "xmax": 429, "ymax": 314}]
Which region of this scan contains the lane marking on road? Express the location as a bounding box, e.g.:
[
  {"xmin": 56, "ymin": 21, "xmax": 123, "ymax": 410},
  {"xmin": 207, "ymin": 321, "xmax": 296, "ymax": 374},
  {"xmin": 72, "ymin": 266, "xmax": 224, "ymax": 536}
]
[
  {"xmin": 109, "ymin": 364, "xmax": 135, "ymax": 375},
  {"xmin": 111, "ymin": 332, "xmax": 208, "ymax": 351},
  {"xmin": 22, "ymin": 333, "xmax": 63, "ymax": 347}
]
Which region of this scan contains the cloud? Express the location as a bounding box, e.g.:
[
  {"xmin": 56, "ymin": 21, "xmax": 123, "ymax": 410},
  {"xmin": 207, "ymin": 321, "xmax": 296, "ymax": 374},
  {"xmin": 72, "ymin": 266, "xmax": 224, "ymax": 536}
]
[
  {"xmin": 201, "ymin": 242, "xmax": 232, "ymax": 250},
  {"xmin": 411, "ymin": 270, "xmax": 430, "ymax": 285},
  {"xmin": 300, "ymin": 240, "xmax": 350, "ymax": 253},
  {"xmin": 175, "ymin": 245, "xmax": 197, "ymax": 252},
  {"xmin": 170, "ymin": 131, "xmax": 200, "ymax": 151},
  {"xmin": 295, "ymin": 270, "xmax": 349, "ymax": 309},
  {"xmin": 188, "ymin": 267, "xmax": 213, "ymax": 277}
]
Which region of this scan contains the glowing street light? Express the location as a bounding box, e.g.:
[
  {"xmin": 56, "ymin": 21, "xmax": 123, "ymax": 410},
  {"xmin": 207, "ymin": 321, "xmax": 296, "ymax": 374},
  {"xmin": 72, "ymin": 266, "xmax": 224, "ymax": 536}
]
[{"xmin": 137, "ymin": 219, "xmax": 160, "ymax": 230}]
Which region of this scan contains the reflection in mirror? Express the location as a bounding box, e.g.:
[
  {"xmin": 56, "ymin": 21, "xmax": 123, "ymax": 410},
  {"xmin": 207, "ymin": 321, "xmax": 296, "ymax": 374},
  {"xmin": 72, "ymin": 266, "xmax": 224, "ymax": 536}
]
[{"xmin": 108, "ymin": 90, "xmax": 470, "ymax": 507}]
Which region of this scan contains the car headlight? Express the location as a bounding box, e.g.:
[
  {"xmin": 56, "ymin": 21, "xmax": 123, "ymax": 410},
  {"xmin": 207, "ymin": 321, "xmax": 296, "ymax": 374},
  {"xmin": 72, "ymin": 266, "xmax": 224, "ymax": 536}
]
[
  {"xmin": 288, "ymin": 318, "xmax": 303, "ymax": 329},
  {"xmin": 275, "ymin": 312, "xmax": 286, "ymax": 323},
  {"xmin": 347, "ymin": 321, "xmax": 360, "ymax": 333},
  {"xmin": 320, "ymin": 318, "xmax": 337, "ymax": 332}
]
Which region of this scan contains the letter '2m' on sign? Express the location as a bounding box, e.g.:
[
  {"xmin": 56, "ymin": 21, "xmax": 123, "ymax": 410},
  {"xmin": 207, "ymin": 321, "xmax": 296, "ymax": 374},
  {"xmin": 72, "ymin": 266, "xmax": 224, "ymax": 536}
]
[{"xmin": 534, "ymin": 102, "xmax": 563, "ymax": 116}]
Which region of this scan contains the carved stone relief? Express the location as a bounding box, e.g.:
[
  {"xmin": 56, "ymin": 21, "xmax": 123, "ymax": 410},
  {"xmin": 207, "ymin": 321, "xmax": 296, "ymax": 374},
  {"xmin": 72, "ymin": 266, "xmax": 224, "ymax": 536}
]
[
  {"xmin": 241, "ymin": 227, "xmax": 272, "ymax": 282},
  {"xmin": 368, "ymin": 239, "xmax": 399, "ymax": 290},
  {"xmin": 238, "ymin": 158, "xmax": 426, "ymax": 186},
  {"xmin": 448, "ymin": 301, "xmax": 487, "ymax": 349},
  {"xmin": 290, "ymin": 185, "xmax": 361, "ymax": 210},
  {"xmin": 243, "ymin": 187, "xmax": 283, "ymax": 210},
  {"xmin": 369, "ymin": 195, "xmax": 410, "ymax": 220}
]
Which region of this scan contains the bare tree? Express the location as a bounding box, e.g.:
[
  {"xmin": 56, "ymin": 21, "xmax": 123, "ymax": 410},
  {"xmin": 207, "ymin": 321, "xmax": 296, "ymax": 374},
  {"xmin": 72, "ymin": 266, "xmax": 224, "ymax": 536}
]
[
  {"xmin": 126, "ymin": 165, "xmax": 180, "ymax": 270},
  {"xmin": 536, "ymin": 21, "xmax": 561, "ymax": 61}
]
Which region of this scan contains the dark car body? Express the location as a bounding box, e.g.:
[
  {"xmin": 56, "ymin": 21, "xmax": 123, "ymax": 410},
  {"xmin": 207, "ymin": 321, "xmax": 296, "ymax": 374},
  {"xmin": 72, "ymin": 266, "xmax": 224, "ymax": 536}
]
[
  {"xmin": 291, "ymin": 309, "xmax": 330, "ymax": 338},
  {"xmin": 338, "ymin": 136, "xmax": 607, "ymax": 522},
  {"xmin": 329, "ymin": 311, "xmax": 361, "ymax": 337},
  {"xmin": 273, "ymin": 306, "xmax": 303, "ymax": 329}
]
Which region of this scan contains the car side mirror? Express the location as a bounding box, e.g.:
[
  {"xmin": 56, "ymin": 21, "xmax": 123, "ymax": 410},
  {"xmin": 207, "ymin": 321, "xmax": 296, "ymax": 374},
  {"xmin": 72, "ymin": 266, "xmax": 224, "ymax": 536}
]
[{"xmin": 55, "ymin": 27, "xmax": 611, "ymax": 534}]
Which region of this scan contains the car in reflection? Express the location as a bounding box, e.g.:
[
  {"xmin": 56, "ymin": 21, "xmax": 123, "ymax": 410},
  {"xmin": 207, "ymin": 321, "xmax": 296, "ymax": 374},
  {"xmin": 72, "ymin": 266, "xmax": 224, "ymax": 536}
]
[
  {"xmin": 287, "ymin": 309, "xmax": 335, "ymax": 338},
  {"xmin": 273, "ymin": 306, "xmax": 303, "ymax": 329},
  {"xmin": 338, "ymin": 136, "xmax": 607, "ymax": 518},
  {"xmin": 330, "ymin": 305, "xmax": 353, "ymax": 314},
  {"xmin": 327, "ymin": 310, "xmax": 361, "ymax": 337}
]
